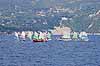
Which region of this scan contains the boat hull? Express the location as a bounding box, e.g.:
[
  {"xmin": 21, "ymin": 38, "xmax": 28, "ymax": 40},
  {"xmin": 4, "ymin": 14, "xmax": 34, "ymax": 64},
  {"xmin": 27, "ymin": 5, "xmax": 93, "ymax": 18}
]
[{"xmin": 33, "ymin": 39, "xmax": 48, "ymax": 42}]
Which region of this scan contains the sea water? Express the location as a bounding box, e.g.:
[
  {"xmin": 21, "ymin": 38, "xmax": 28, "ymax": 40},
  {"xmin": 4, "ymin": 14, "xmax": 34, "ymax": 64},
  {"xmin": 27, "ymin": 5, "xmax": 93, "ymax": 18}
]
[{"xmin": 0, "ymin": 35, "xmax": 100, "ymax": 66}]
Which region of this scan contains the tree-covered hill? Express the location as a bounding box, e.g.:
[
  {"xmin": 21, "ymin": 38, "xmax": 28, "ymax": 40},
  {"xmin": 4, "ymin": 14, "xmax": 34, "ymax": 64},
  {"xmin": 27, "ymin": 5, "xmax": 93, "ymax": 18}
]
[{"xmin": 0, "ymin": 0, "xmax": 100, "ymax": 32}]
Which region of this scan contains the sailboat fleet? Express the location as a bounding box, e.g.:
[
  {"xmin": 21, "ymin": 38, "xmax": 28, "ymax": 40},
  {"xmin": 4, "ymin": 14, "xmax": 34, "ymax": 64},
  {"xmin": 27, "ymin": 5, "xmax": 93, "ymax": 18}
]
[
  {"xmin": 60, "ymin": 31, "xmax": 89, "ymax": 41},
  {"xmin": 13, "ymin": 31, "xmax": 89, "ymax": 42},
  {"xmin": 32, "ymin": 31, "xmax": 50, "ymax": 42},
  {"xmin": 13, "ymin": 31, "xmax": 52, "ymax": 42}
]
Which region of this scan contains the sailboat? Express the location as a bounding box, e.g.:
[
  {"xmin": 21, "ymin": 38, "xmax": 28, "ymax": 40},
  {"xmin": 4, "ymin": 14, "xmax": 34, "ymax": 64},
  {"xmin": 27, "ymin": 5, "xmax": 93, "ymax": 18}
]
[
  {"xmin": 72, "ymin": 32, "xmax": 79, "ymax": 41},
  {"xmin": 32, "ymin": 32, "xmax": 48, "ymax": 42},
  {"xmin": 79, "ymin": 31, "xmax": 89, "ymax": 41},
  {"xmin": 47, "ymin": 32, "xmax": 52, "ymax": 41},
  {"xmin": 20, "ymin": 31, "xmax": 26, "ymax": 41},
  {"xmin": 60, "ymin": 32, "xmax": 71, "ymax": 41}
]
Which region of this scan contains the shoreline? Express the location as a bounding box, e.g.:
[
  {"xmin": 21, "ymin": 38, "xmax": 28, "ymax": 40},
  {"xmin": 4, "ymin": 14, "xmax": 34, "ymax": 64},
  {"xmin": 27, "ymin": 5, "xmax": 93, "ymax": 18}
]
[{"xmin": 0, "ymin": 31, "xmax": 100, "ymax": 35}]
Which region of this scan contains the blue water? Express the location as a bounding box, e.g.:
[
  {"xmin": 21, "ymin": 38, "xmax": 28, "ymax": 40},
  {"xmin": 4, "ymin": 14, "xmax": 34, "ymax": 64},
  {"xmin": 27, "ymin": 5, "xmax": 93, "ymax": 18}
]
[{"xmin": 0, "ymin": 35, "xmax": 100, "ymax": 66}]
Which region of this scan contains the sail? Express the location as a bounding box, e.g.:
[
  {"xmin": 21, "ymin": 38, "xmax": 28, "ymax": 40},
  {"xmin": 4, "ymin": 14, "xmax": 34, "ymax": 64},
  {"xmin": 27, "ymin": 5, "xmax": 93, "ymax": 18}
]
[
  {"xmin": 47, "ymin": 32, "xmax": 51, "ymax": 39},
  {"xmin": 79, "ymin": 32, "xmax": 89, "ymax": 41},
  {"xmin": 72, "ymin": 32, "xmax": 78, "ymax": 39},
  {"xmin": 62, "ymin": 33, "xmax": 71, "ymax": 39},
  {"xmin": 39, "ymin": 32, "xmax": 44, "ymax": 39},
  {"xmin": 33, "ymin": 32, "xmax": 39, "ymax": 39}
]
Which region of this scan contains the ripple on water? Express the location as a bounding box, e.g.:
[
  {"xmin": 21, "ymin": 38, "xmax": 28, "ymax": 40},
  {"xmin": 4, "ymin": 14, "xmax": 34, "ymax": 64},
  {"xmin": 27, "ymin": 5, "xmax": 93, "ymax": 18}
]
[{"xmin": 0, "ymin": 35, "xmax": 100, "ymax": 66}]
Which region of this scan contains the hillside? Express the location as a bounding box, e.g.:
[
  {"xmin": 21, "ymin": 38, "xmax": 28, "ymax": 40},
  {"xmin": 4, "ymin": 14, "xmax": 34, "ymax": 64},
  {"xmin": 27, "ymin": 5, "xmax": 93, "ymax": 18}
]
[{"xmin": 0, "ymin": 0, "xmax": 100, "ymax": 32}]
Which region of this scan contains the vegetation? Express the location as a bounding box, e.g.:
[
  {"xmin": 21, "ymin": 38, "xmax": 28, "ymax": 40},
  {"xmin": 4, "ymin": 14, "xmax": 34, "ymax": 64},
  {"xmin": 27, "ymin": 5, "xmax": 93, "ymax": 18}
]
[{"xmin": 0, "ymin": 0, "xmax": 100, "ymax": 32}]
